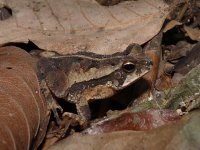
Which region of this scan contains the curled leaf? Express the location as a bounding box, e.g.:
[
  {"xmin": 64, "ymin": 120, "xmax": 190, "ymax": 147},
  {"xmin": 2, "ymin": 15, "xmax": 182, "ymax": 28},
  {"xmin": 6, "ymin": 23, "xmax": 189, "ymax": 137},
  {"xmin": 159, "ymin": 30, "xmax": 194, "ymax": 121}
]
[{"xmin": 0, "ymin": 46, "xmax": 49, "ymax": 149}]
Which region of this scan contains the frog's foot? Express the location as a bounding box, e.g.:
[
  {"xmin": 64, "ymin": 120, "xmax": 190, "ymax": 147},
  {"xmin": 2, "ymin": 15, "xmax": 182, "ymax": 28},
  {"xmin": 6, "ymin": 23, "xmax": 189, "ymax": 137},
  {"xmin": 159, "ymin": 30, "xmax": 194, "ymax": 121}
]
[
  {"xmin": 47, "ymin": 100, "xmax": 63, "ymax": 124},
  {"xmin": 62, "ymin": 112, "xmax": 88, "ymax": 129}
]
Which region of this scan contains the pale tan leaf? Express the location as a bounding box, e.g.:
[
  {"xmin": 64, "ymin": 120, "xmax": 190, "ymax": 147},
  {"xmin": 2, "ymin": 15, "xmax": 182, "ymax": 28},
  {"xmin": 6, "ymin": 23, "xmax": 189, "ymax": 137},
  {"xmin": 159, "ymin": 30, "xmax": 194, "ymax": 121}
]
[
  {"xmin": 163, "ymin": 20, "xmax": 182, "ymax": 33},
  {"xmin": 0, "ymin": 0, "xmax": 169, "ymax": 54},
  {"xmin": 184, "ymin": 26, "xmax": 200, "ymax": 41}
]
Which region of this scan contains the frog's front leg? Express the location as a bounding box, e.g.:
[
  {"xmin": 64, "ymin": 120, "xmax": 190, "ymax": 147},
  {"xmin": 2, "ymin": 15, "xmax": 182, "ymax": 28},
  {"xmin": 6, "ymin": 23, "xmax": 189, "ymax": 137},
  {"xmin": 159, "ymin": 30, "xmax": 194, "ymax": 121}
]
[
  {"xmin": 40, "ymin": 80, "xmax": 63, "ymax": 123},
  {"xmin": 76, "ymin": 100, "xmax": 91, "ymax": 122},
  {"xmin": 62, "ymin": 100, "xmax": 91, "ymax": 128},
  {"xmin": 63, "ymin": 92, "xmax": 91, "ymax": 128}
]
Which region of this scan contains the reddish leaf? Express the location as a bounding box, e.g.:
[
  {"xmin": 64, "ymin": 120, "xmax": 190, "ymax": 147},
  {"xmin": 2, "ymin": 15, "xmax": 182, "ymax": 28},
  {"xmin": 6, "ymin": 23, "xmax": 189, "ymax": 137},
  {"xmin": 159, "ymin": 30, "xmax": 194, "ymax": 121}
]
[{"xmin": 83, "ymin": 109, "xmax": 180, "ymax": 135}]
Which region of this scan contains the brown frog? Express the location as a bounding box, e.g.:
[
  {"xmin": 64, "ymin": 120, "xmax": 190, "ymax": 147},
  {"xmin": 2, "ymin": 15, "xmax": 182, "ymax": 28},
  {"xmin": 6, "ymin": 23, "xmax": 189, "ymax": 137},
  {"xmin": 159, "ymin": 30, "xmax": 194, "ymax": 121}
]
[{"xmin": 32, "ymin": 44, "xmax": 152, "ymax": 126}]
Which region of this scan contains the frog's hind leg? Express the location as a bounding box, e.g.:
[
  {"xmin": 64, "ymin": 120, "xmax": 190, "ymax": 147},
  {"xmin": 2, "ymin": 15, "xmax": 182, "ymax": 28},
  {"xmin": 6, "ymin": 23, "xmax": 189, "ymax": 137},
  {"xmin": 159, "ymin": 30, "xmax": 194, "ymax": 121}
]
[
  {"xmin": 61, "ymin": 99, "xmax": 91, "ymax": 129},
  {"xmin": 47, "ymin": 94, "xmax": 63, "ymax": 124}
]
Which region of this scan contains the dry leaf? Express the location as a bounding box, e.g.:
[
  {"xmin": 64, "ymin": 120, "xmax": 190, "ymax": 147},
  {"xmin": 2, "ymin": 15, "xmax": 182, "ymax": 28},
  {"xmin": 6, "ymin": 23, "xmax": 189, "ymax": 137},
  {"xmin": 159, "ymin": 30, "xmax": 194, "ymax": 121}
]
[
  {"xmin": 174, "ymin": 42, "xmax": 200, "ymax": 75},
  {"xmin": 184, "ymin": 26, "xmax": 200, "ymax": 41},
  {"xmin": 0, "ymin": 46, "xmax": 49, "ymax": 149},
  {"xmin": 144, "ymin": 33, "xmax": 162, "ymax": 87},
  {"xmin": 165, "ymin": 41, "xmax": 194, "ymax": 62},
  {"xmin": 49, "ymin": 111, "xmax": 200, "ymax": 150},
  {"xmin": 0, "ymin": 0, "xmax": 169, "ymax": 54},
  {"xmin": 163, "ymin": 20, "xmax": 182, "ymax": 33}
]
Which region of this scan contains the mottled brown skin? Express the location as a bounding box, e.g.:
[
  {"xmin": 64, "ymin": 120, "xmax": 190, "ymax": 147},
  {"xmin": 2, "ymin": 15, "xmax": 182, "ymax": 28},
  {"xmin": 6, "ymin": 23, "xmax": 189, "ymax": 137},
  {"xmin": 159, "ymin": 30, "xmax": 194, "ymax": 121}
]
[{"xmin": 34, "ymin": 44, "xmax": 152, "ymax": 126}]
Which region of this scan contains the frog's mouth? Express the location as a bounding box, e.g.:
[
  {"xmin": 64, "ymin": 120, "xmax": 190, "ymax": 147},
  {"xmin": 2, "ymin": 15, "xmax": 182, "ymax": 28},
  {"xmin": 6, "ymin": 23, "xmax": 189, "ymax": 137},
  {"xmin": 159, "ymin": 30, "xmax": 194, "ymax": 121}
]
[{"xmin": 121, "ymin": 69, "xmax": 149, "ymax": 89}]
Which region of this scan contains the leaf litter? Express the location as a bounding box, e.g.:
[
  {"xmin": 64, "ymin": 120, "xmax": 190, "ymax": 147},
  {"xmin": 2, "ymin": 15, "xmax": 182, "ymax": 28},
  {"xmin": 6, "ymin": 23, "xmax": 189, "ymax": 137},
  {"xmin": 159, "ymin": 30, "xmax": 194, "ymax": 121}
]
[{"xmin": 0, "ymin": 0, "xmax": 200, "ymax": 149}]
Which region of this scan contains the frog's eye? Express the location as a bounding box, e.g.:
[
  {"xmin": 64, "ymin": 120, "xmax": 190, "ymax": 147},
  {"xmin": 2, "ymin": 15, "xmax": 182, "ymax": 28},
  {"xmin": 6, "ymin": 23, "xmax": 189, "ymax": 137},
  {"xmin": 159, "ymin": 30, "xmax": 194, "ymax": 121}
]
[{"xmin": 122, "ymin": 61, "xmax": 136, "ymax": 73}]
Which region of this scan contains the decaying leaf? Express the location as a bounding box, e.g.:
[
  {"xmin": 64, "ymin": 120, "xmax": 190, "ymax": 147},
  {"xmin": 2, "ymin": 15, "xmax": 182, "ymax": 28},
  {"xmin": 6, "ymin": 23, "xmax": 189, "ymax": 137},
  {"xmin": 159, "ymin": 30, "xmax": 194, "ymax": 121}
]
[
  {"xmin": 144, "ymin": 33, "xmax": 162, "ymax": 87},
  {"xmin": 166, "ymin": 64, "xmax": 200, "ymax": 112},
  {"xmin": 129, "ymin": 63, "xmax": 200, "ymax": 113},
  {"xmin": 164, "ymin": 41, "xmax": 194, "ymax": 63},
  {"xmin": 184, "ymin": 26, "xmax": 200, "ymax": 41},
  {"xmin": 155, "ymin": 69, "xmax": 173, "ymax": 91},
  {"xmin": 48, "ymin": 110, "xmax": 200, "ymax": 150},
  {"xmin": 174, "ymin": 42, "xmax": 200, "ymax": 75},
  {"xmin": 163, "ymin": 20, "xmax": 182, "ymax": 33},
  {"xmin": 0, "ymin": 46, "xmax": 49, "ymax": 149},
  {"xmin": 132, "ymin": 32, "xmax": 163, "ymax": 104},
  {"xmin": 0, "ymin": 0, "xmax": 169, "ymax": 54}
]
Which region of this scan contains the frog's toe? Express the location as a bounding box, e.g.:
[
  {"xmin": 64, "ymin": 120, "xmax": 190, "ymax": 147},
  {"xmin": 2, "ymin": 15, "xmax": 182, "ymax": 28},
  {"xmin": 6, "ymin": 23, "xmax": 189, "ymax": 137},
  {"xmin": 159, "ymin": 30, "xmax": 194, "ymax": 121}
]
[
  {"xmin": 62, "ymin": 112, "xmax": 88, "ymax": 129},
  {"xmin": 56, "ymin": 104, "xmax": 63, "ymax": 113}
]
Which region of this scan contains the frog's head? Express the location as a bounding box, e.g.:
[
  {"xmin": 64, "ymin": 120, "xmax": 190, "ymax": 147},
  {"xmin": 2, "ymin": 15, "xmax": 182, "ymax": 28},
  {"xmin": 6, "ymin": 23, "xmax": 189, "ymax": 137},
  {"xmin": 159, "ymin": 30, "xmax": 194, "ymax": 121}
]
[{"xmin": 104, "ymin": 43, "xmax": 152, "ymax": 89}]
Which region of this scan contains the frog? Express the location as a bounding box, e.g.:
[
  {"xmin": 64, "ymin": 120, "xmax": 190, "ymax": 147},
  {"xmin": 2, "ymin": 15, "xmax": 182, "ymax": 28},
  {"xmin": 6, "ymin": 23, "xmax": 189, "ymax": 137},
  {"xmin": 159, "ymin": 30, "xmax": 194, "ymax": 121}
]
[{"xmin": 32, "ymin": 43, "xmax": 152, "ymax": 127}]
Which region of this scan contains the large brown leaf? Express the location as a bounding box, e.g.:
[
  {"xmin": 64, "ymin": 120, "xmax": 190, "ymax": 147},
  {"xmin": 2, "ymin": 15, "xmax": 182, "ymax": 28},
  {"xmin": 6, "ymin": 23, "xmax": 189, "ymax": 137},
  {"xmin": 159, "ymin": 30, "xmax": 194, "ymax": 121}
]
[
  {"xmin": 0, "ymin": 46, "xmax": 49, "ymax": 149},
  {"xmin": 0, "ymin": 0, "xmax": 169, "ymax": 54}
]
